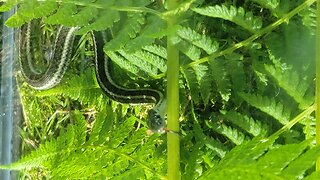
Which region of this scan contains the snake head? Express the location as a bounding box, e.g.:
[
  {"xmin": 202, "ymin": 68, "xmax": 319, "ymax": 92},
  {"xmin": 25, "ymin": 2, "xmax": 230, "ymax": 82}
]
[{"xmin": 147, "ymin": 109, "xmax": 166, "ymax": 133}]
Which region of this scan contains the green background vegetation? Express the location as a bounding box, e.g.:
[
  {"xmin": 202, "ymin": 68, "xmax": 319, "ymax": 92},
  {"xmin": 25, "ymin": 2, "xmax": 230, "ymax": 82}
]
[{"xmin": 0, "ymin": 0, "xmax": 320, "ymax": 179}]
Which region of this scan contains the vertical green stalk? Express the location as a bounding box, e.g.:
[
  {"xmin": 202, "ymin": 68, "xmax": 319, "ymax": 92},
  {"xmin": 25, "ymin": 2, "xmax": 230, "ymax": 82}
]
[
  {"xmin": 316, "ymin": 0, "xmax": 320, "ymax": 171},
  {"xmin": 166, "ymin": 0, "xmax": 180, "ymax": 180}
]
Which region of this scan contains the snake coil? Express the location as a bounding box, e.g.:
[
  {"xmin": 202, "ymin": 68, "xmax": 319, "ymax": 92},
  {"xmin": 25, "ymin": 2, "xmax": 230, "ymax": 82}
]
[{"xmin": 19, "ymin": 20, "xmax": 166, "ymax": 133}]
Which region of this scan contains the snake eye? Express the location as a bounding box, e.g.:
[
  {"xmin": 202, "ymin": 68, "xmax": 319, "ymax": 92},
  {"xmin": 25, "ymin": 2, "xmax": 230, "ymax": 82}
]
[{"xmin": 147, "ymin": 109, "xmax": 165, "ymax": 133}]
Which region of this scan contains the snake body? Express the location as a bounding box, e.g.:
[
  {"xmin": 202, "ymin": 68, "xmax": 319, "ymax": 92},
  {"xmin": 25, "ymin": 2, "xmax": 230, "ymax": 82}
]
[{"xmin": 19, "ymin": 20, "xmax": 166, "ymax": 133}]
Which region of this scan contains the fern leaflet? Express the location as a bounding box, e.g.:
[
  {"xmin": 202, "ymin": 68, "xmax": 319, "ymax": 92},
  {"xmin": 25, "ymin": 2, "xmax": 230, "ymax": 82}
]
[
  {"xmin": 177, "ymin": 26, "xmax": 219, "ymax": 55},
  {"xmin": 222, "ymin": 110, "xmax": 268, "ymax": 136},
  {"xmin": 239, "ymin": 93, "xmax": 291, "ymax": 125},
  {"xmin": 192, "ymin": 4, "xmax": 262, "ymax": 32}
]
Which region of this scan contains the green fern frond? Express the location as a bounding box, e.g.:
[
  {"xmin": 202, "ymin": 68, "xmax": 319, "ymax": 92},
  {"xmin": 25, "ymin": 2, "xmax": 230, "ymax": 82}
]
[
  {"xmin": 256, "ymin": 140, "xmax": 312, "ymax": 174},
  {"xmin": 181, "ymin": 66, "xmax": 201, "ymax": 103},
  {"xmin": 0, "ymin": 110, "xmax": 85, "ymax": 171},
  {"xmin": 249, "ymin": 0, "xmax": 279, "ymax": 11},
  {"xmin": 106, "ymin": 47, "xmax": 166, "ymax": 79},
  {"xmin": 36, "ymin": 68, "xmax": 106, "ymax": 109},
  {"xmin": 206, "ymin": 119, "xmax": 246, "ymax": 145},
  {"xmin": 192, "ymin": 4, "xmax": 263, "ymax": 32},
  {"xmin": 281, "ymin": 144, "xmax": 320, "ymax": 178},
  {"xmin": 124, "ymin": 16, "xmax": 167, "ymax": 52},
  {"xmin": 209, "ymin": 59, "xmax": 232, "ymax": 102},
  {"xmin": 192, "ymin": 107, "xmax": 228, "ymax": 158},
  {"xmin": 108, "ymin": 116, "xmax": 136, "ymax": 148},
  {"xmin": 222, "ymin": 110, "xmax": 268, "ymax": 136},
  {"xmin": 121, "ymin": 127, "xmax": 148, "ymax": 154},
  {"xmin": 239, "ymin": 93, "xmax": 291, "ymax": 125},
  {"xmin": 105, "ymin": 13, "xmax": 145, "ymax": 51},
  {"xmin": 201, "ymin": 136, "xmax": 320, "ymax": 179},
  {"xmin": 0, "ymin": 0, "xmax": 19, "ymax": 12},
  {"xmin": 182, "ymin": 59, "xmax": 233, "ymax": 104},
  {"xmin": 304, "ymin": 171, "xmax": 320, "ymax": 180},
  {"xmin": 200, "ymin": 166, "xmax": 294, "ymax": 179},
  {"xmin": 133, "ymin": 49, "xmax": 167, "ymax": 73},
  {"xmin": 77, "ymin": 10, "xmax": 120, "ymax": 33},
  {"xmin": 69, "ymin": 110, "xmax": 87, "ymax": 146},
  {"xmin": 143, "ymin": 44, "xmax": 167, "ymax": 59},
  {"xmin": 2, "ymin": 1, "xmax": 153, "ymax": 39},
  {"xmin": 87, "ymin": 107, "xmax": 114, "ymax": 145},
  {"xmin": 117, "ymin": 50, "xmax": 159, "ymax": 77},
  {"xmin": 265, "ymin": 20, "xmax": 315, "ymax": 71},
  {"xmin": 46, "ymin": 5, "xmax": 99, "ymax": 27},
  {"xmin": 182, "ymin": 64, "xmax": 212, "ymax": 104},
  {"xmin": 4, "ymin": 1, "xmax": 57, "ymax": 27},
  {"xmin": 265, "ymin": 64, "xmax": 314, "ymax": 109},
  {"xmin": 192, "ymin": 64, "xmax": 211, "ymax": 103},
  {"xmin": 106, "ymin": 51, "xmax": 140, "ymax": 75},
  {"xmin": 177, "ymin": 39, "xmax": 201, "ymax": 61},
  {"xmin": 217, "ymin": 135, "xmax": 277, "ymax": 169},
  {"xmin": 301, "ymin": 116, "xmax": 316, "ymax": 140},
  {"xmin": 177, "ymin": 26, "xmax": 219, "ymax": 55},
  {"xmin": 181, "ymin": 142, "xmax": 204, "ymax": 180},
  {"xmin": 226, "ymin": 59, "xmax": 246, "ymax": 92},
  {"xmin": 299, "ymin": 5, "xmax": 316, "ymax": 35},
  {"xmin": 198, "ymin": 67, "xmax": 213, "ymax": 104},
  {"xmin": 0, "ymin": 110, "xmax": 165, "ymax": 179}
]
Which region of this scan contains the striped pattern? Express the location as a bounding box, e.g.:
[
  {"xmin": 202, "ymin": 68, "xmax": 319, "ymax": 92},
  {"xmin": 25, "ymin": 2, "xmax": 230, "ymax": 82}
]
[{"xmin": 19, "ymin": 20, "xmax": 166, "ymax": 133}]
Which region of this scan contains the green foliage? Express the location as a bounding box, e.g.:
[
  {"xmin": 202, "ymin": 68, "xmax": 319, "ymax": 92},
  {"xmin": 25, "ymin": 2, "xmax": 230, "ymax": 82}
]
[
  {"xmin": 177, "ymin": 26, "xmax": 219, "ymax": 55},
  {"xmin": 199, "ymin": 138, "xmax": 320, "ymax": 179},
  {"xmin": 0, "ymin": 110, "xmax": 166, "ymax": 179},
  {"xmin": 264, "ymin": 64, "xmax": 314, "ymax": 109},
  {"xmin": 192, "ymin": 4, "xmax": 263, "ymax": 32},
  {"xmin": 36, "ymin": 68, "xmax": 107, "ymax": 109},
  {"xmin": 299, "ymin": 4, "xmax": 317, "ymax": 35},
  {"xmin": 222, "ymin": 110, "xmax": 268, "ymax": 137},
  {"xmin": 249, "ymin": 0, "xmax": 280, "ymax": 11},
  {"xmin": 1, "ymin": 0, "xmax": 319, "ymax": 179},
  {"xmin": 239, "ymin": 93, "xmax": 292, "ymax": 125}
]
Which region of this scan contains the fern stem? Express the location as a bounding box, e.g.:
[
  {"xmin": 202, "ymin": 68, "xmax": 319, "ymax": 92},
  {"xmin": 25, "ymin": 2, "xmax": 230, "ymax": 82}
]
[
  {"xmin": 166, "ymin": 0, "xmax": 180, "ymax": 179},
  {"xmin": 183, "ymin": 0, "xmax": 316, "ymax": 68},
  {"xmin": 269, "ymin": 105, "xmax": 315, "ymax": 141},
  {"xmin": 316, "ymin": 0, "xmax": 320, "ymax": 171}
]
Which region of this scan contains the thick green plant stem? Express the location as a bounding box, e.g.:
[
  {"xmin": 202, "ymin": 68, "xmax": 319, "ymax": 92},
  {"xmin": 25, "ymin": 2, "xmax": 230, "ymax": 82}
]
[
  {"xmin": 166, "ymin": 0, "xmax": 180, "ymax": 180},
  {"xmin": 316, "ymin": 0, "xmax": 320, "ymax": 171}
]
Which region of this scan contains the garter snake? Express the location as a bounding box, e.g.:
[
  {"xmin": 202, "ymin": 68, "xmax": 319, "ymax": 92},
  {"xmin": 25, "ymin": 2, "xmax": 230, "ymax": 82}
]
[{"xmin": 19, "ymin": 20, "xmax": 166, "ymax": 133}]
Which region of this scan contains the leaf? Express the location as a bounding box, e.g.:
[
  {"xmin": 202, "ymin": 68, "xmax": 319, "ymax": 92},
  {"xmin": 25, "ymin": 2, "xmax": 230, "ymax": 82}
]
[
  {"xmin": 143, "ymin": 44, "xmax": 167, "ymax": 59},
  {"xmin": 177, "ymin": 26, "xmax": 219, "ymax": 54},
  {"xmin": 239, "ymin": 93, "xmax": 291, "ymax": 125},
  {"xmin": 192, "ymin": 108, "xmax": 228, "ymax": 158},
  {"xmin": 209, "ymin": 59, "xmax": 232, "ymax": 102},
  {"xmin": 223, "ymin": 110, "xmax": 268, "ymax": 136},
  {"xmin": 6, "ymin": 1, "xmax": 57, "ymax": 27},
  {"xmin": 0, "ymin": 0, "xmax": 19, "ymax": 12},
  {"xmin": 118, "ymin": 50, "xmax": 159, "ymax": 77},
  {"xmin": 282, "ymin": 145, "xmax": 320, "ymax": 178},
  {"xmin": 124, "ymin": 16, "xmax": 167, "ymax": 52},
  {"xmin": 206, "ymin": 119, "xmax": 246, "ymax": 145},
  {"xmin": 256, "ymin": 140, "xmax": 311, "ymax": 173},
  {"xmin": 177, "ymin": 39, "xmax": 201, "ymax": 61},
  {"xmin": 133, "ymin": 50, "xmax": 167, "ymax": 73},
  {"xmin": 36, "ymin": 68, "xmax": 106, "ymax": 109},
  {"xmin": 108, "ymin": 116, "xmax": 136, "ymax": 148},
  {"xmin": 249, "ymin": 0, "xmax": 279, "ymax": 10},
  {"xmin": 77, "ymin": 10, "xmax": 120, "ymax": 33},
  {"xmin": 105, "ymin": 13, "xmax": 145, "ymax": 51},
  {"xmin": 265, "ymin": 64, "xmax": 314, "ymax": 109},
  {"xmin": 192, "ymin": 4, "xmax": 262, "ymax": 32}
]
